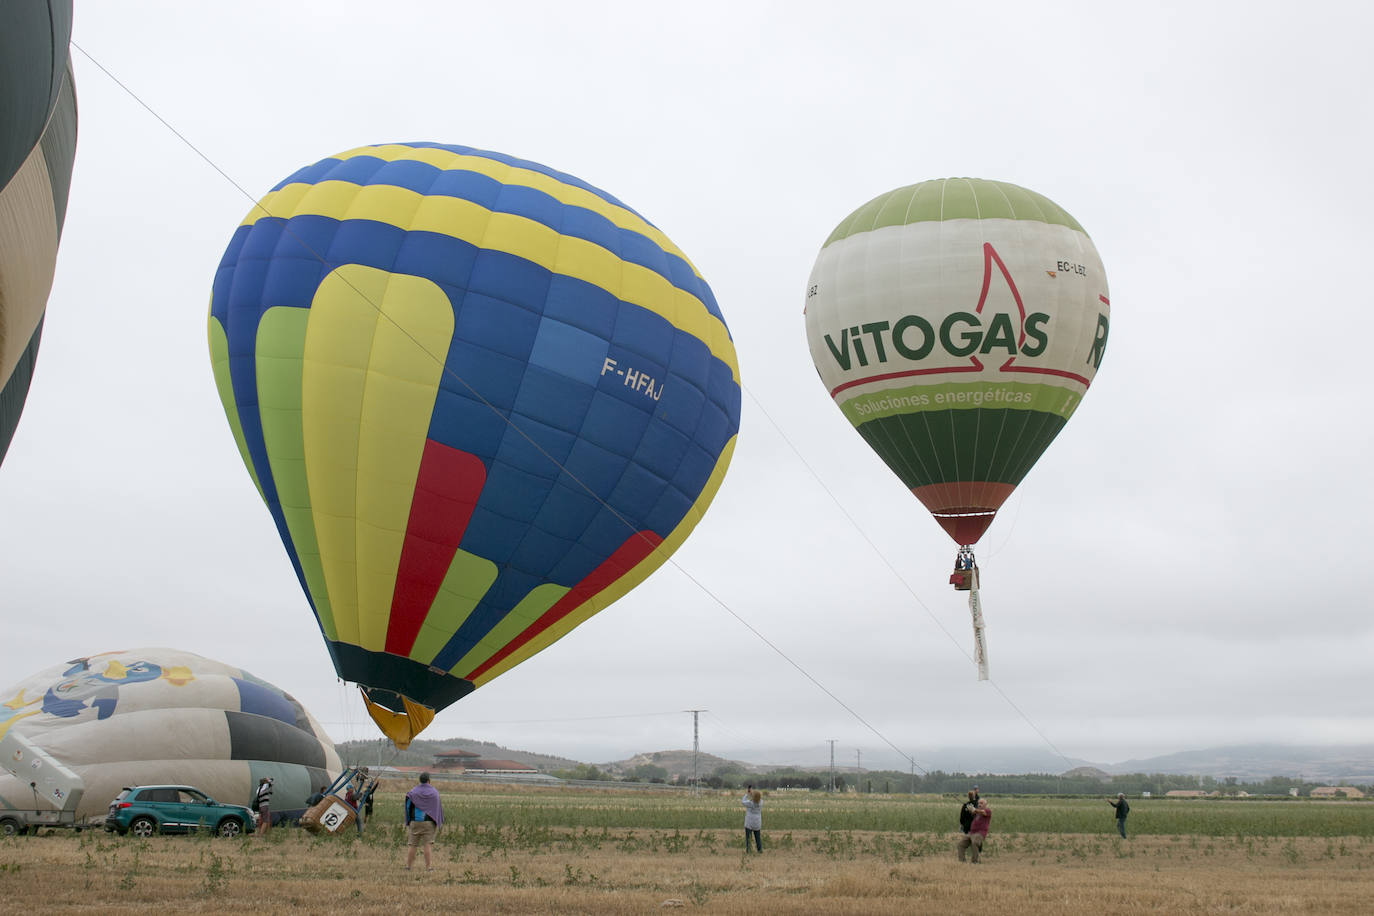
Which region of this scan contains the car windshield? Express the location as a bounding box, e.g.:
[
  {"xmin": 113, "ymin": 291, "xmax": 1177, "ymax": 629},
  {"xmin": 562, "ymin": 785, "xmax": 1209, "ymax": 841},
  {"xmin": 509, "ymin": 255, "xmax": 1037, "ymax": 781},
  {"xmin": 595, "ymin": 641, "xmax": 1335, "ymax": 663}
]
[{"xmin": 112, "ymin": 789, "xmax": 131, "ymax": 803}]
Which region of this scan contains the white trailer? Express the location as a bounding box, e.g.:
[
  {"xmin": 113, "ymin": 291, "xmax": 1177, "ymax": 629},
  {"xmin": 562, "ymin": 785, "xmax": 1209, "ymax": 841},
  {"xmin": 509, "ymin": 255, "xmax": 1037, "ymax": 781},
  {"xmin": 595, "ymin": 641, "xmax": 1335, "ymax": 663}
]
[{"xmin": 0, "ymin": 728, "xmax": 86, "ymax": 835}]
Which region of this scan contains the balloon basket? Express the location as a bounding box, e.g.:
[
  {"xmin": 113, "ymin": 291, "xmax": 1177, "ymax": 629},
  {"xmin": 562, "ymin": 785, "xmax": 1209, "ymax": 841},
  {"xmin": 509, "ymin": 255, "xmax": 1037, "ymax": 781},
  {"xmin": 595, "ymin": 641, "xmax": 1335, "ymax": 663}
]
[{"xmin": 300, "ymin": 795, "xmax": 356, "ymax": 835}]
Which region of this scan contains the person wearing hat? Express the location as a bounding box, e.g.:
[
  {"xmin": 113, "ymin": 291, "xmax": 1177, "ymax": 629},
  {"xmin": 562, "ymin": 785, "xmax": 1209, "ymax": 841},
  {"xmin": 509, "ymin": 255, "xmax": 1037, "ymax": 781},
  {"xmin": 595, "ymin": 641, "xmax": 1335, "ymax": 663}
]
[{"xmin": 1108, "ymin": 793, "xmax": 1130, "ymax": 838}]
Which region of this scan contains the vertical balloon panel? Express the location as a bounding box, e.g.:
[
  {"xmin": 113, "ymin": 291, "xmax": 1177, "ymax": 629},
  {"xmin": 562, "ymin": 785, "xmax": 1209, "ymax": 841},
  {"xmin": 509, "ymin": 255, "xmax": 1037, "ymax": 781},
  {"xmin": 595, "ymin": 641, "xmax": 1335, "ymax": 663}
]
[{"xmin": 208, "ymin": 144, "xmax": 742, "ymax": 745}]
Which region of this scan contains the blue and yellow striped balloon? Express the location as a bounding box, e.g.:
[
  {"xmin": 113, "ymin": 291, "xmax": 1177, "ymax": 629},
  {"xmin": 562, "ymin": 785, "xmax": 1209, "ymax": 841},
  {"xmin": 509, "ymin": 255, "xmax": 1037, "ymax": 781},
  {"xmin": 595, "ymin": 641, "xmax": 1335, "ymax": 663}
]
[{"xmin": 208, "ymin": 143, "xmax": 741, "ymax": 746}]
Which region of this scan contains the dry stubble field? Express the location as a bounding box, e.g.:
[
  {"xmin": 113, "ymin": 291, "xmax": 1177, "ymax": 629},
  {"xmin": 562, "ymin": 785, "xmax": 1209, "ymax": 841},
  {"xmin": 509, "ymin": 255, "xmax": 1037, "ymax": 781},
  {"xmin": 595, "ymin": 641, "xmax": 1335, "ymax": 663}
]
[{"xmin": 2, "ymin": 782, "xmax": 1372, "ymax": 914}]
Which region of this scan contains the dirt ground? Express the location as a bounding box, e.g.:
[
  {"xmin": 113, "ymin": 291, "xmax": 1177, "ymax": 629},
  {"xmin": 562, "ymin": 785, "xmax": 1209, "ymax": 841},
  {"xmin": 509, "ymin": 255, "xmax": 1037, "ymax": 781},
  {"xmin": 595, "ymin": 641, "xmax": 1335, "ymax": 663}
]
[{"xmin": 3, "ymin": 828, "xmax": 1373, "ymax": 913}]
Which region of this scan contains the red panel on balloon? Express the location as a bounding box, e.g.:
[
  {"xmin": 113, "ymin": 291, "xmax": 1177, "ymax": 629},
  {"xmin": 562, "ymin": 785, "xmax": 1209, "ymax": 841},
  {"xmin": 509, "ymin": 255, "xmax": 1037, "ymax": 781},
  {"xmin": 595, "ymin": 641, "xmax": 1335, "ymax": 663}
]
[
  {"xmin": 385, "ymin": 440, "xmax": 486, "ymax": 655},
  {"xmin": 911, "ymin": 481, "xmax": 1014, "ymax": 546},
  {"xmin": 463, "ymin": 530, "xmax": 663, "ymax": 682}
]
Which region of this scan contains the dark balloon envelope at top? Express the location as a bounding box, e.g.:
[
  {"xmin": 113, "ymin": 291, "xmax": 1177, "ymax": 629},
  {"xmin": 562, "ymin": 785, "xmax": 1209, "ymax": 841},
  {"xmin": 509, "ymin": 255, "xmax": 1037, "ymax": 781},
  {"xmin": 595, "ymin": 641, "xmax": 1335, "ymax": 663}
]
[{"xmin": 0, "ymin": 0, "xmax": 78, "ymax": 467}]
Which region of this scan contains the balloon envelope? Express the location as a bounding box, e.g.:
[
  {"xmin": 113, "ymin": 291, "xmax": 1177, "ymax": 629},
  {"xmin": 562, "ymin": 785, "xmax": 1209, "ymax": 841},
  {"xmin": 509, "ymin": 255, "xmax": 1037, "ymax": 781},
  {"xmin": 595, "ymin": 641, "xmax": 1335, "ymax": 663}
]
[
  {"xmin": 208, "ymin": 143, "xmax": 741, "ymax": 744},
  {"xmin": 804, "ymin": 179, "xmax": 1109, "ymax": 545},
  {"xmin": 0, "ymin": 0, "xmax": 77, "ymax": 466},
  {"xmin": 0, "ymin": 648, "xmax": 341, "ymax": 820}
]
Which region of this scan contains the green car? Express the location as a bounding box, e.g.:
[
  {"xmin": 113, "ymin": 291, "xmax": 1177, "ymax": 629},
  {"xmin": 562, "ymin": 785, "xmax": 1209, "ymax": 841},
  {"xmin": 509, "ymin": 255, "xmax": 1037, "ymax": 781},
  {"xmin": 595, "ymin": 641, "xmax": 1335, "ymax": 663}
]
[{"xmin": 105, "ymin": 785, "xmax": 256, "ymax": 838}]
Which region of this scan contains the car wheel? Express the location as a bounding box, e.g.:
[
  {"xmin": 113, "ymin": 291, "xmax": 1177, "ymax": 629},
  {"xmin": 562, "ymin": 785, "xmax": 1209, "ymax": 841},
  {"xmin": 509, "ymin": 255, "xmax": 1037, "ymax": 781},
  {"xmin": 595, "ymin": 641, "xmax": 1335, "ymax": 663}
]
[
  {"xmin": 216, "ymin": 817, "xmax": 244, "ymax": 838},
  {"xmin": 0, "ymin": 816, "xmax": 21, "ymax": 837},
  {"xmin": 129, "ymin": 816, "xmax": 158, "ymax": 838}
]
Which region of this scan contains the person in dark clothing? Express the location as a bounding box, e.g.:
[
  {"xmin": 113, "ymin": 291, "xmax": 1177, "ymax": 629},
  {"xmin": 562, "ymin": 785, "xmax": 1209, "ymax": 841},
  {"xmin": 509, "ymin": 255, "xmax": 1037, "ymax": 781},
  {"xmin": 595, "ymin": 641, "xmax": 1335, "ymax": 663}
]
[
  {"xmin": 956, "ymin": 798, "xmax": 992, "ymax": 863},
  {"xmin": 254, "ymin": 778, "xmax": 273, "ymax": 836},
  {"xmin": 958, "ymin": 788, "xmax": 979, "ymax": 834},
  {"xmin": 1109, "ymin": 793, "xmax": 1130, "ymax": 837}
]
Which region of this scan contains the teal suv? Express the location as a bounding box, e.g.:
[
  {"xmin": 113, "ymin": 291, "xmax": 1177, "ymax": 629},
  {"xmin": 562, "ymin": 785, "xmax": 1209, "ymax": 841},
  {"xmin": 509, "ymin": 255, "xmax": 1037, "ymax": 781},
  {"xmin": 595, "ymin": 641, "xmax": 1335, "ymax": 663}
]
[{"xmin": 105, "ymin": 785, "xmax": 257, "ymax": 837}]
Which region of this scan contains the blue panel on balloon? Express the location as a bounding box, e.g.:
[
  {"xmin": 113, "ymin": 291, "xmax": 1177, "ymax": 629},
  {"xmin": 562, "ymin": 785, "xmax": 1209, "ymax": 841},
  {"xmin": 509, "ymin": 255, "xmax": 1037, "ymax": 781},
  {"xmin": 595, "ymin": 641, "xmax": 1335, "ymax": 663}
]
[
  {"xmin": 395, "ymin": 232, "xmax": 477, "ymax": 292},
  {"xmin": 325, "ymin": 154, "xmax": 386, "ymax": 186},
  {"xmin": 580, "ymin": 390, "xmax": 649, "ymax": 458},
  {"xmin": 429, "ymin": 167, "xmax": 502, "ymax": 210},
  {"xmin": 513, "ymin": 366, "xmax": 592, "ymax": 434},
  {"xmin": 468, "ymin": 249, "xmax": 550, "ymax": 315},
  {"xmin": 265, "ymin": 258, "xmax": 327, "ymax": 310},
  {"xmin": 372, "ymin": 158, "xmax": 437, "ymax": 194},
  {"xmin": 637, "ymin": 420, "xmax": 692, "ymax": 482},
  {"xmin": 544, "ymin": 274, "xmax": 618, "ymax": 339},
  {"xmin": 485, "ymin": 460, "xmax": 556, "ymax": 519},
  {"xmin": 496, "ymin": 414, "xmax": 575, "ymax": 477},
  {"xmin": 497, "ymin": 184, "xmax": 563, "ymax": 228},
  {"xmin": 463, "ymin": 504, "xmax": 530, "ymax": 562},
  {"xmin": 613, "ymin": 308, "xmax": 675, "ymax": 366},
  {"xmin": 561, "ymin": 434, "xmax": 629, "ymax": 493},
  {"xmin": 428, "ymin": 387, "xmax": 506, "ymax": 459},
  {"xmin": 532, "ymin": 483, "xmax": 602, "ymax": 541},
  {"xmin": 233, "ymin": 678, "xmax": 298, "ymax": 726},
  {"xmin": 656, "ymin": 372, "xmax": 706, "ymax": 435},
  {"xmin": 555, "ymin": 204, "xmax": 620, "ymax": 256},
  {"xmin": 450, "ymin": 307, "xmax": 535, "ymax": 384},
  {"xmin": 646, "ymin": 484, "xmax": 693, "ymax": 534},
  {"xmin": 528, "ymin": 317, "xmax": 609, "ymax": 386},
  {"xmin": 331, "ymin": 219, "xmax": 405, "ymax": 270}
]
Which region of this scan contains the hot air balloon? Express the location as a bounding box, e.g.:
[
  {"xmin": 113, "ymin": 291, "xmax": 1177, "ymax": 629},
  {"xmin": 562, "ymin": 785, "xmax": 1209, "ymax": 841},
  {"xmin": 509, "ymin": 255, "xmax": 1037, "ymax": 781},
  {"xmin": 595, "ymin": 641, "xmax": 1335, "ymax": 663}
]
[
  {"xmin": 209, "ymin": 143, "xmax": 741, "ymax": 747},
  {"xmin": 0, "ymin": 0, "xmax": 78, "ymax": 466},
  {"xmin": 0, "ymin": 648, "xmax": 341, "ymax": 822},
  {"xmin": 804, "ymin": 178, "xmax": 1110, "ymax": 678}
]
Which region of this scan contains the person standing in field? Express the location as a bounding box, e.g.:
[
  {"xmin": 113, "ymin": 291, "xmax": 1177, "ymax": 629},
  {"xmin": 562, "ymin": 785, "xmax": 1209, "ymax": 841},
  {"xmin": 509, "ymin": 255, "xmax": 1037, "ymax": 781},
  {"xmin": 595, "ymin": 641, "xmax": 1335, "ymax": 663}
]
[
  {"xmin": 740, "ymin": 785, "xmax": 763, "ymax": 853},
  {"xmin": 958, "ymin": 788, "xmax": 979, "ymax": 834},
  {"xmin": 253, "ymin": 777, "xmax": 273, "ymax": 836},
  {"xmin": 956, "ymin": 797, "xmax": 991, "ymax": 863},
  {"xmin": 1109, "ymin": 793, "xmax": 1130, "ymax": 838},
  {"xmin": 405, "ymin": 772, "xmax": 444, "ymax": 871}
]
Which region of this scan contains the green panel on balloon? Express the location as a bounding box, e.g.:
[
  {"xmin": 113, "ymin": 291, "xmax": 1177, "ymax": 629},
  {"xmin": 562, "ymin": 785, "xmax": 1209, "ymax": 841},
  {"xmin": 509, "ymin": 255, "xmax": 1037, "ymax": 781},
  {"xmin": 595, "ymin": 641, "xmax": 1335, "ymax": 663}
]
[{"xmin": 855, "ymin": 408, "xmax": 1066, "ymax": 489}]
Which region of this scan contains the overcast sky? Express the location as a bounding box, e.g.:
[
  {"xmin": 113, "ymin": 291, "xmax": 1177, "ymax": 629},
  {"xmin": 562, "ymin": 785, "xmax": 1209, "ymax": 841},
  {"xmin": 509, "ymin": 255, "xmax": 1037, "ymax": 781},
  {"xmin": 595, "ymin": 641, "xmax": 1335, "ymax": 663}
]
[{"xmin": 2, "ymin": 1, "xmax": 1370, "ymax": 773}]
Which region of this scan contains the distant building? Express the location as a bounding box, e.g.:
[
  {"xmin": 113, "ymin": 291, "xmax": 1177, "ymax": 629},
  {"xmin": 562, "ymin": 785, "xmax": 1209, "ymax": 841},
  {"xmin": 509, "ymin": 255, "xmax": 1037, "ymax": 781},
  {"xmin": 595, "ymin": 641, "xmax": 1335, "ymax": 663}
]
[
  {"xmin": 461, "ymin": 758, "xmax": 538, "ymax": 776},
  {"xmin": 1164, "ymin": 790, "xmax": 1211, "ymax": 798},
  {"xmin": 432, "ymin": 748, "xmax": 482, "ymax": 769},
  {"xmin": 430, "ymin": 748, "xmax": 538, "ymax": 775},
  {"xmin": 1310, "ymin": 786, "xmax": 1366, "ymax": 798}
]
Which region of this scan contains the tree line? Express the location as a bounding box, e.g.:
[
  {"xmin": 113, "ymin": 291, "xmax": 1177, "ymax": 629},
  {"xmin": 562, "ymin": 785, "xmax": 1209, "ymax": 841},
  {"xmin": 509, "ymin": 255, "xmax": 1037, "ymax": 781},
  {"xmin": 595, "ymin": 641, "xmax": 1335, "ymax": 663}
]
[{"xmin": 552, "ymin": 764, "xmax": 1370, "ymax": 797}]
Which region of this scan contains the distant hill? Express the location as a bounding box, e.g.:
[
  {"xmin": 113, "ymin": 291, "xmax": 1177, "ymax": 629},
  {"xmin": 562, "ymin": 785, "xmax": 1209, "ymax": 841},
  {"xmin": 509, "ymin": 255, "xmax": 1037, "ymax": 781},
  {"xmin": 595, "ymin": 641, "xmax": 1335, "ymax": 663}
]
[
  {"xmin": 331, "ymin": 737, "xmax": 1373, "ymax": 784},
  {"xmin": 334, "ymin": 736, "xmax": 581, "ymax": 773},
  {"xmin": 1101, "ymin": 745, "xmax": 1374, "ymax": 783},
  {"xmin": 602, "ymin": 750, "xmax": 764, "ymax": 780}
]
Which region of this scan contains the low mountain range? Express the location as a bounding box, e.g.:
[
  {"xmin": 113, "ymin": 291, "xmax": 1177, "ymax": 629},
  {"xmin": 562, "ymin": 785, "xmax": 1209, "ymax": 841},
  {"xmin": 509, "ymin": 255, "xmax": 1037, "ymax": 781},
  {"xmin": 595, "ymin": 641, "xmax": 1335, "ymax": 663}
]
[{"xmin": 336, "ymin": 737, "xmax": 1373, "ymax": 784}]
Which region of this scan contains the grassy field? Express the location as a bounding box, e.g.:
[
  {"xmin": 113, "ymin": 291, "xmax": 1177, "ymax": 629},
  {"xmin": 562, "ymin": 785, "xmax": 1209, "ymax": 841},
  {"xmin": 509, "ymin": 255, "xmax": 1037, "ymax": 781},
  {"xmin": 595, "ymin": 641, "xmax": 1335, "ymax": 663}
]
[{"xmin": 2, "ymin": 782, "xmax": 1372, "ymax": 914}]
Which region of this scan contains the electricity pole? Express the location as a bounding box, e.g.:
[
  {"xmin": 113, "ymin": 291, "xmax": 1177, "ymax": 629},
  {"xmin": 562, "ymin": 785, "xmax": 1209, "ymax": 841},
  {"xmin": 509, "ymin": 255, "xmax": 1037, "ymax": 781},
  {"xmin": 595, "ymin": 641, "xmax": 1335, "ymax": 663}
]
[
  {"xmin": 686, "ymin": 709, "xmax": 706, "ymax": 795},
  {"xmin": 828, "ymin": 740, "xmax": 837, "ymax": 793}
]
